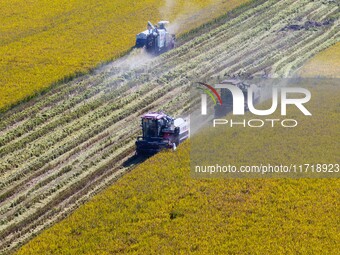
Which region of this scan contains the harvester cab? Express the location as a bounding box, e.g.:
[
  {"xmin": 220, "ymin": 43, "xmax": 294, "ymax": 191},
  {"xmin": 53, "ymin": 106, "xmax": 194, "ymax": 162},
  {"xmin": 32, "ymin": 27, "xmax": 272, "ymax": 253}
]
[
  {"xmin": 135, "ymin": 112, "xmax": 189, "ymax": 155},
  {"xmin": 135, "ymin": 21, "xmax": 175, "ymax": 55}
]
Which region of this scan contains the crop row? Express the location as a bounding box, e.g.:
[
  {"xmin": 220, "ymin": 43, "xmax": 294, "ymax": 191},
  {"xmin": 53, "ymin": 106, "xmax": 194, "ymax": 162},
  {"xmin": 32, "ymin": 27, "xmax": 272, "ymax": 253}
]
[
  {"xmin": 0, "ymin": 0, "xmax": 292, "ymax": 133},
  {"xmin": 0, "ymin": 0, "xmax": 330, "ymax": 225},
  {"xmin": 0, "ymin": 84, "xmax": 190, "ymax": 226},
  {"xmin": 0, "ymin": 0, "xmax": 332, "ymax": 220},
  {"xmin": 0, "ymin": 0, "xmax": 326, "ymax": 201},
  {"xmin": 0, "ymin": 0, "xmax": 339, "ymax": 253}
]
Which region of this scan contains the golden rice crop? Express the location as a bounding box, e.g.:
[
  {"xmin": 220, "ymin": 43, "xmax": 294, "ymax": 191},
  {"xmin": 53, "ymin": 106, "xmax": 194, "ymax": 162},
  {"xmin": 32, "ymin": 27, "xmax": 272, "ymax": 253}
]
[
  {"xmin": 5, "ymin": 0, "xmax": 339, "ymax": 253},
  {"xmin": 15, "ymin": 81, "xmax": 340, "ymax": 254},
  {"xmin": 0, "ymin": 0, "xmax": 249, "ymax": 111},
  {"xmin": 299, "ymin": 42, "xmax": 340, "ymax": 78}
]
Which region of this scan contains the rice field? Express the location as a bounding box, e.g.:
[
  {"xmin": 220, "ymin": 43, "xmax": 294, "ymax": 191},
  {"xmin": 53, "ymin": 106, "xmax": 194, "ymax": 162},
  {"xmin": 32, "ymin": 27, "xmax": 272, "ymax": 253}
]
[
  {"xmin": 299, "ymin": 42, "xmax": 340, "ymax": 77},
  {"xmin": 14, "ymin": 84, "xmax": 340, "ymax": 253},
  {"xmin": 0, "ymin": 0, "xmax": 339, "ymax": 253},
  {"xmin": 0, "ymin": 0, "xmax": 249, "ymax": 111}
]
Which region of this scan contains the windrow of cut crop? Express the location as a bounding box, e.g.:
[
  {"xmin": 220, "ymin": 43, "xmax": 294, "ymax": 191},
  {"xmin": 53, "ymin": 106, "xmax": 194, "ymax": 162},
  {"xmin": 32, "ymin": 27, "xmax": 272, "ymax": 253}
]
[
  {"xmin": 0, "ymin": 0, "xmax": 339, "ymax": 253},
  {"xmin": 0, "ymin": 83, "xmax": 190, "ymax": 225}
]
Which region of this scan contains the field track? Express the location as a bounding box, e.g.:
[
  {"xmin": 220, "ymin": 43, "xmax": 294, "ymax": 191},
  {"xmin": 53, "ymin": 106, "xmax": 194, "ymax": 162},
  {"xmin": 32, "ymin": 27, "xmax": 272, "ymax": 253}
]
[{"xmin": 0, "ymin": 0, "xmax": 339, "ymax": 253}]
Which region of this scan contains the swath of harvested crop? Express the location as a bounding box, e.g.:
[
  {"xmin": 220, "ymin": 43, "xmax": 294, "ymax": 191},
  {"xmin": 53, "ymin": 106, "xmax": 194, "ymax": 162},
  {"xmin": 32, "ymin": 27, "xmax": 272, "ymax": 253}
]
[
  {"xmin": 14, "ymin": 82, "xmax": 340, "ymax": 254},
  {"xmin": 0, "ymin": 0, "xmax": 249, "ymax": 111},
  {"xmin": 0, "ymin": 0, "xmax": 339, "ymax": 253}
]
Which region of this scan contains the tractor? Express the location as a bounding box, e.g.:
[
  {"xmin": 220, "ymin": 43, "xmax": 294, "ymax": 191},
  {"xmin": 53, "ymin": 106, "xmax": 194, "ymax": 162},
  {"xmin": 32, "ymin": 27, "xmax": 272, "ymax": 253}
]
[
  {"xmin": 135, "ymin": 112, "xmax": 189, "ymax": 155},
  {"xmin": 135, "ymin": 21, "xmax": 175, "ymax": 55}
]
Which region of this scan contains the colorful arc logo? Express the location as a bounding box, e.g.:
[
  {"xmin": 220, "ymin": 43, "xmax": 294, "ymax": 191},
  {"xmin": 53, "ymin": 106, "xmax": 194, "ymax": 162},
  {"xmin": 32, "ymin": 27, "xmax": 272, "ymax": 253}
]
[
  {"xmin": 197, "ymin": 82, "xmax": 222, "ymax": 115},
  {"xmin": 197, "ymin": 82, "xmax": 222, "ymax": 105}
]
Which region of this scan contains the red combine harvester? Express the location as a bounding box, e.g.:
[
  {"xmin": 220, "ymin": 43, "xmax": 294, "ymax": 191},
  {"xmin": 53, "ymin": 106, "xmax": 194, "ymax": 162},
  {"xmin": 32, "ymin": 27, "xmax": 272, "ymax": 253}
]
[{"xmin": 135, "ymin": 112, "xmax": 189, "ymax": 155}]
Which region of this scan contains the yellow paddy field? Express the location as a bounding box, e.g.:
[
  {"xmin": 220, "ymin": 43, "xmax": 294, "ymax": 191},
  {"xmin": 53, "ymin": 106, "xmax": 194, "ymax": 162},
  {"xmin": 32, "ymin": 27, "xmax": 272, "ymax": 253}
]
[
  {"xmin": 16, "ymin": 82, "xmax": 340, "ymax": 253},
  {"xmin": 2, "ymin": 0, "xmax": 339, "ymax": 254},
  {"xmin": 0, "ymin": 0, "xmax": 249, "ymax": 111},
  {"xmin": 299, "ymin": 42, "xmax": 340, "ymax": 78}
]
